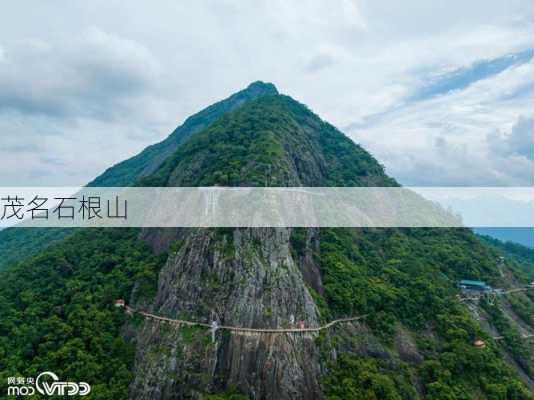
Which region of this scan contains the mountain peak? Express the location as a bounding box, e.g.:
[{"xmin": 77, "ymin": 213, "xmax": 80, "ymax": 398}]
[
  {"xmin": 243, "ymin": 80, "xmax": 278, "ymax": 95},
  {"xmin": 138, "ymin": 94, "xmax": 395, "ymax": 187},
  {"xmin": 89, "ymin": 81, "xmax": 278, "ymax": 187}
]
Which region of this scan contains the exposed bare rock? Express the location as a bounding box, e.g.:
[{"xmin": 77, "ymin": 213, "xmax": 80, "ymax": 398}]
[
  {"xmin": 394, "ymin": 326, "xmax": 423, "ymax": 364},
  {"xmin": 130, "ymin": 228, "xmax": 322, "ymax": 399}
]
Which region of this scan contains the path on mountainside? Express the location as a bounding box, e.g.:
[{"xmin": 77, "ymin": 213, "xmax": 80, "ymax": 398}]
[
  {"xmin": 457, "ymin": 287, "xmax": 534, "ymax": 342},
  {"xmin": 122, "ymin": 285, "xmax": 532, "ymax": 339},
  {"xmin": 458, "ymin": 287, "xmax": 528, "ymax": 303},
  {"xmin": 124, "ymin": 305, "xmax": 534, "ymax": 341},
  {"xmin": 493, "ymin": 333, "xmax": 534, "ymax": 340},
  {"xmin": 502, "ymin": 288, "xmax": 529, "ymax": 295},
  {"xmin": 123, "ymin": 305, "xmax": 366, "ymax": 333}
]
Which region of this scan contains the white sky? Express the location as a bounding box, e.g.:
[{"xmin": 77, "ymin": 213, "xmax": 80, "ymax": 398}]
[{"xmin": 1, "ymin": 0, "xmax": 534, "ymax": 186}]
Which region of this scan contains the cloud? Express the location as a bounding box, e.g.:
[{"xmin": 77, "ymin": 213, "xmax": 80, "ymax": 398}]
[
  {"xmin": 0, "ymin": 27, "xmax": 181, "ymax": 187},
  {"xmin": 304, "ymin": 54, "xmax": 335, "ymax": 73},
  {"xmin": 0, "ymin": 27, "xmax": 161, "ymax": 120},
  {"xmin": 0, "ymin": 112, "xmax": 168, "ymax": 186},
  {"xmin": 489, "ymin": 116, "xmax": 534, "ymax": 161},
  {"xmin": 353, "ymin": 114, "xmax": 534, "ymax": 187},
  {"xmin": 348, "ymin": 50, "xmax": 534, "ymax": 186},
  {"xmin": 1, "ymin": 1, "xmax": 534, "ymax": 186}
]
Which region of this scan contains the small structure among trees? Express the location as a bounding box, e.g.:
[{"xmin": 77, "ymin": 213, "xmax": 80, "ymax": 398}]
[
  {"xmin": 458, "ymin": 280, "xmax": 492, "ymax": 294},
  {"xmin": 114, "ymin": 299, "xmax": 126, "ymax": 308}
]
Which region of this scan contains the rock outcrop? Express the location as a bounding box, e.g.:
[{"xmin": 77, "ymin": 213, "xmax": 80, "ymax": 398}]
[{"xmin": 130, "ymin": 228, "xmax": 322, "ymax": 399}]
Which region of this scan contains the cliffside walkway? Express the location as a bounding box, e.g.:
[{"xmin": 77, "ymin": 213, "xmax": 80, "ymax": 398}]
[
  {"xmin": 458, "ymin": 287, "xmax": 528, "ymax": 303},
  {"xmin": 121, "ymin": 304, "xmax": 533, "ymax": 345},
  {"xmin": 501, "ymin": 288, "xmax": 528, "ymax": 295},
  {"xmin": 123, "ymin": 305, "xmax": 367, "ymax": 334},
  {"xmin": 493, "ymin": 333, "xmax": 534, "ymax": 341}
]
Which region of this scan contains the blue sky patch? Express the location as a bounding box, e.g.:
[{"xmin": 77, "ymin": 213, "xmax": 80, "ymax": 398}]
[{"xmin": 409, "ymin": 48, "xmax": 534, "ymax": 102}]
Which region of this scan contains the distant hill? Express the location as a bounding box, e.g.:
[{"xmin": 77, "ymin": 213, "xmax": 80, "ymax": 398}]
[
  {"xmin": 476, "ymin": 228, "xmax": 534, "ymax": 249},
  {"xmin": 478, "ymin": 232, "xmax": 534, "ymax": 280}
]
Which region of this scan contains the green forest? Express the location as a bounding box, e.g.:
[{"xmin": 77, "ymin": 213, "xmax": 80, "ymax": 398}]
[
  {"xmin": 0, "ymin": 229, "xmax": 166, "ymax": 399},
  {"xmin": 0, "ymin": 226, "xmax": 532, "ymax": 399}
]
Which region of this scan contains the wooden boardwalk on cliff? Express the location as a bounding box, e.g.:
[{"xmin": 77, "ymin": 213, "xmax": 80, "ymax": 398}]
[
  {"xmin": 122, "ymin": 299, "xmax": 533, "ymax": 343},
  {"xmin": 123, "ymin": 305, "xmax": 367, "ymax": 334}
]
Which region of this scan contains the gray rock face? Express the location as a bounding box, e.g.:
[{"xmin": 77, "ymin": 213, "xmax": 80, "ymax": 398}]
[{"xmin": 129, "ymin": 228, "xmax": 322, "ymax": 399}]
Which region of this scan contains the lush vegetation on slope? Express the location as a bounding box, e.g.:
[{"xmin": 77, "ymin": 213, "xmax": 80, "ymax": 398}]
[
  {"xmin": 0, "ymin": 228, "xmax": 72, "ymax": 271},
  {"xmin": 137, "ymin": 95, "xmax": 396, "ymax": 187},
  {"xmin": 323, "ymin": 355, "xmax": 415, "ymax": 400},
  {"xmin": 0, "ymin": 229, "xmax": 165, "ymax": 399},
  {"xmin": 297, "ymin": 227, "xmax": 533, "ymax": 399},
  {"xmin": 479, "ymin": 234, "xmax": 534, "ymax": 280},
  {"xmin": 480, "ymin": 297, "xmax": 533, "ymax": 375},
  {"xmin": 507, "ymin": 293, "xmax": 534, "ymax": 330}
]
